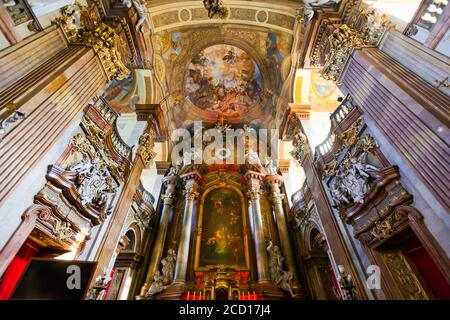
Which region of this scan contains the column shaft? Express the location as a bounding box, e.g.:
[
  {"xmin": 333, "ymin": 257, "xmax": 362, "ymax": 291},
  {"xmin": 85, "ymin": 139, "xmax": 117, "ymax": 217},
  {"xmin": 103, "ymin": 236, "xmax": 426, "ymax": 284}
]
[
  {"xmin": 144, "ymin": 177, "xmax": 177, "ymax": 285},
  {"xmin": 271, "ymin": 190, "xmax": 299, "ymax": 284},
  {"xmin": 174, "ymin": 177, "xmax": 199, "ymax": 282}
]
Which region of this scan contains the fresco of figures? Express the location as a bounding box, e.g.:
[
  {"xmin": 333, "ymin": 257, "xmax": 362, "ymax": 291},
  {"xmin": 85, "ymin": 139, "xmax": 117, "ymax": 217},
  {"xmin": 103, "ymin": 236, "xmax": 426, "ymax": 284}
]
[{"xmin": 184, "ymin": 45, "xmax": 263, "ymax": 122}]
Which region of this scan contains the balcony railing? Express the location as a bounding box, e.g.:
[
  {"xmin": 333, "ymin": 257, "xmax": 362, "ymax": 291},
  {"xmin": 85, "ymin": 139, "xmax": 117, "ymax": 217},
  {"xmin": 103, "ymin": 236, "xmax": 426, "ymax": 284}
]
[
  {"xmin": 330, "ymin": 95, "xmax": 356, "ymax": 128},
  {"xmin": 315, "ymin": 95, "xmax": 357, "ymax": 159},
  {"xmin": 291, "ymin": 181, "xmax": 310, "ymax": 205},
  {"xmin": 138, "ymin": 181, "xmax": 155, "ymax": 205},
  {"xmin": 91, "ymin": 96, "xmax": 118, "ymax": 124},
  {"xmin": 111, "ymin": 123, "xmax": 132, "ymax": 160}
]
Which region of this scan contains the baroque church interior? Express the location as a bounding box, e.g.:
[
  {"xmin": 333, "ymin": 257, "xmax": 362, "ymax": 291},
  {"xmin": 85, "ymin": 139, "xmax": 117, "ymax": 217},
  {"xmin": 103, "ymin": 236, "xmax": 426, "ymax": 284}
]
[{"xmin": 0, "ymin": 0, "xmax": 449, "ymax": 301}]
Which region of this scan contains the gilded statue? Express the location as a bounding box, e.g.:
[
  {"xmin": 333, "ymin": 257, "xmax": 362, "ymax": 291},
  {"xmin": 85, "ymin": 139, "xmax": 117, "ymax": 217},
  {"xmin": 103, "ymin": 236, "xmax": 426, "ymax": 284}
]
[{"xmin": 67, "ymin": 155, "xmax": 117, "ymax": 212}]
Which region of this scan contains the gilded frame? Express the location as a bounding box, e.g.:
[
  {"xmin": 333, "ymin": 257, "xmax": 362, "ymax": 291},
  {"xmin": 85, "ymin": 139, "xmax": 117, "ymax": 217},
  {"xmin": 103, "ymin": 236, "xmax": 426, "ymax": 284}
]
[{"xmin": 194, "ymin": 183, "xmax": 251, "ymax": 270}]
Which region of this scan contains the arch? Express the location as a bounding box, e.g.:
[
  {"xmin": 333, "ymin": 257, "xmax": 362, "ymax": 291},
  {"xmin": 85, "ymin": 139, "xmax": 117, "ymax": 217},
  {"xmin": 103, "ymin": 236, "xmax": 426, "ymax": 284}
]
[
  {"xmin": 122, "ymin": 222, "xmax": 142, "ymax": 254},
  {"xmin": 300, "ymin": 217, "xmax": 327, "ymax": 254}
]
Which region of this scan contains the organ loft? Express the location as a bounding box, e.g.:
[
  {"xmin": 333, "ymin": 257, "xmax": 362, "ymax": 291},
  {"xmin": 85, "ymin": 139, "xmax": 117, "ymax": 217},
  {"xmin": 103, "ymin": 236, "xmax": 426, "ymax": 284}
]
[{"xmin": 0, "ymin": 0, "xmax": 449, "ymax": 301}]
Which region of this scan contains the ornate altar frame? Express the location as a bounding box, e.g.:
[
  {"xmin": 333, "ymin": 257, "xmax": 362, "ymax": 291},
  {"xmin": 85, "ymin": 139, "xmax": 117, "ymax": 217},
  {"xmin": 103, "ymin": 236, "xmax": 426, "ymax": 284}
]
[{"xmin": 193, "ymin": 183, "xmax": 251, "ymax": 271}]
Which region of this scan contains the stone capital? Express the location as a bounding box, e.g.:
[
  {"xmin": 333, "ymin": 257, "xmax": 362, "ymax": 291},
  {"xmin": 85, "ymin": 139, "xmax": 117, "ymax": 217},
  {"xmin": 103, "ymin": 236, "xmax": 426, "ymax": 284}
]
[
  {"xmin": 161, "ymin": 193, "xmax": 176, "ymax": 207},
  {"xmin": 162, "ymin": 175, "xmax": 179, "ymax": 186},
  {"xmin": 264, "ymin": 174, "xmax": 284, "ymax": 186},
  {"xmin": 180, "ymin": 170, "xmax": 203, "ymax": 184}
]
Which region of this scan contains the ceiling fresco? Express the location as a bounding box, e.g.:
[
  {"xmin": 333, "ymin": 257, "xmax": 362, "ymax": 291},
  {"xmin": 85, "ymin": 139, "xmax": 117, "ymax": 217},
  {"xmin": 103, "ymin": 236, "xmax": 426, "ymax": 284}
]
[
  {"xmin": 184, "ymin": 44, "xmax": 263, "ymax": 122},
  {"xmin": 154, "ymin": 27, "xmax": 294, "ymax": 128}
]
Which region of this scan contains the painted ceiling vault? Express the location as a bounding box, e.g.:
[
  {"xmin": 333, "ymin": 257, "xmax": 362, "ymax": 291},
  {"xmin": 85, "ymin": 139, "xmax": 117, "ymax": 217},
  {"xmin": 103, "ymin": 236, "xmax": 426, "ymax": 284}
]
[
  {"xmin": 154, "ymin": 27, "xmax": 294, "ymax": 127},
  {"xmin": 102, "ymin": 0, "xmax": 301, "ymax": 131}
]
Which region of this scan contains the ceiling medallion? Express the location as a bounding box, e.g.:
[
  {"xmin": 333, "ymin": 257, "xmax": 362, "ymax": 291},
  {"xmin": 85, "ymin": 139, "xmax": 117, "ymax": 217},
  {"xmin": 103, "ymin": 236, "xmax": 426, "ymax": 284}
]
[{"xmin": 203, "ymin": 0, "xmax": 228, "ymax": 19}]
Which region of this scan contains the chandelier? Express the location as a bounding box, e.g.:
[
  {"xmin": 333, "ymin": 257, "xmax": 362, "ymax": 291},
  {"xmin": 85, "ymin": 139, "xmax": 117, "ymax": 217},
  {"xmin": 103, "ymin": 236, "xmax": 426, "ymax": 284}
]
[{"xmin": 203, "ymin": 0, "xmax": 228, "ymax": 19}]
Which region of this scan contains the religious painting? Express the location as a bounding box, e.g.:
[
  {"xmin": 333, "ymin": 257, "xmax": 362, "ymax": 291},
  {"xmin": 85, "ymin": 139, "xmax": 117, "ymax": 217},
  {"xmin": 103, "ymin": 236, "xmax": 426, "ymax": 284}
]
[
  {"xmin": 199, "ymin": 187, "xmax": 246, "ymax": 267},
  {"xmin": 184, "ymin": 45, "xmax": 263, "ymax": 122}
]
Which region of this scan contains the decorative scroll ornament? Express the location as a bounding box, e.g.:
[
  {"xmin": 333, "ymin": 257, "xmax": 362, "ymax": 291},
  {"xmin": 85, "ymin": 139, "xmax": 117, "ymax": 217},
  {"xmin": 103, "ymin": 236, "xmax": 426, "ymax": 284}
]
[
  {"xmin": 67, "ymin": 156, "xmax": 118, "ymax": 213},
  {"xmin": 267, "ymin": 241, "xmax": 295, "ymax": 297},
  {"xmin": 70, "ymin": 133, "xmax": 91, "ymax": 153},
  {"xmin": 53, "ymin": 220, "xmax": 73, "ymax": 241},
  {"xmin": 134, "ymin": 208, "xmax": 153, "ymax": 230},
  {"xmin": 203, "ymin": 0, "xmax": 228, "ymax": 19},
  {"xmin": 381, "ymin": 251, "xmax": 428, "ymax": 300},
  {"xmin": 321, "ymin": 8, "xmax": 390, "ymax": 81},
  {"xmin": 330, "ymin": 151, "xmax": 380, "ymax": 206},
  {"xmin": 290, "ymin": 132, "xmax": 310, "ymax": 165},
  {"xmin": 137, "ymin": 129, "xmax": 157, "ymax": 167},
  {"xmin": 56, "ymin": 3, "xmax": 129, "ymax": 81}
]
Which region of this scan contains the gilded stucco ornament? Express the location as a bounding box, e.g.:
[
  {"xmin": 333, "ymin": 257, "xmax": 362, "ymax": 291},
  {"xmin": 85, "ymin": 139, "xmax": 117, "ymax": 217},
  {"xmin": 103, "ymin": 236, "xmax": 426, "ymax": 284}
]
[
  {"xmin": 290, "ymin": 131, "xmax": 310, "ymax": 165},
  {"xmin": 321, "ymin": 8, "xmax": 390, "ymax": 81},
  {"xmin": 56, "ymin": 3, "xmax": 129, "ymax": 81},
  {"xmin": 137, "ymin": 129, "xmax": 157, "ymax": 167},
  {"xmin": 53, "ymin": 220, "xmax": 73, "ymax": 241}
]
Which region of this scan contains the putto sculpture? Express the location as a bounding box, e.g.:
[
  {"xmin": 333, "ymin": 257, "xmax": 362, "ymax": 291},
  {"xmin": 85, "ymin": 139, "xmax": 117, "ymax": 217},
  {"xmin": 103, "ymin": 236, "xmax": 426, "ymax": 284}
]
[
  {"xmin": 330, "ymin": 152, "xmax": 379, "ymax": 206},
  {"xmin": 67, "ymin": 155, "xmax": 117, "ymax": 213},
  {"xmin": 121, "ymin": 0, "xmax": 149, "ymax": 32},
  {"xmin": 298, "ymin": 0, "xmax": 341, "ymax": 24}
]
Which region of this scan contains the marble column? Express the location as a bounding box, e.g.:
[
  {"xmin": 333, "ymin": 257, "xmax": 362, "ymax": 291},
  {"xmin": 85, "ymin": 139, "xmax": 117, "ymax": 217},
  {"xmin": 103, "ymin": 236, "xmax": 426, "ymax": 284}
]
[
  {"xmin": 141, "ymin": 175, "xmax": 178, "ymax": 293},
  {"xmin": 173, "ymin": 171, "xmax": 201, "ymax": 282},
  {"xmin": 265, "ymin": 174, "xmax": 301, "ymax": 289},
  {"xmin": 244, "ymin": 171, "xmax": 270, "ymax": 283}
]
